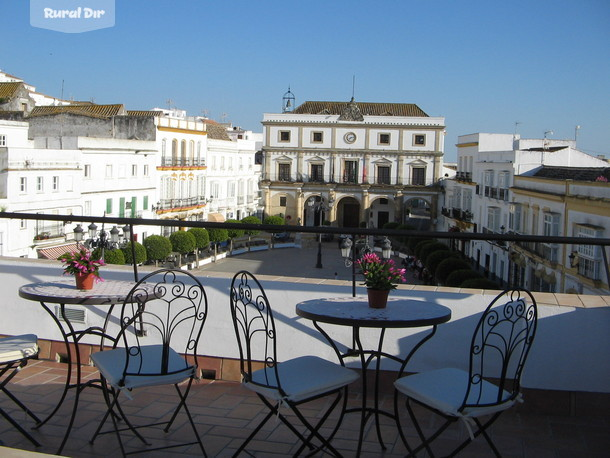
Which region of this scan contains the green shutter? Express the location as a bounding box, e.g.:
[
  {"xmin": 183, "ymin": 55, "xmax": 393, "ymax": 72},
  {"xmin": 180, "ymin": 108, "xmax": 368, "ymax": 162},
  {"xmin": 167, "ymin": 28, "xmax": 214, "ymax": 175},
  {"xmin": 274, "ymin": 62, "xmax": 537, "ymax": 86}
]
[
  {"xmin": 106, "ymin": 198, "xmax": 112, "ymax": 214},
  {"xmin": 131, "ymin": 197, "xmax": 137, "ymax": 218},
  {"xmin": 143, "ymin": 195, "xmax": 149, "ymax": 210},
  {"xmin": 119, "ymin": 197, "xmax": 125, "ymax": 218}
]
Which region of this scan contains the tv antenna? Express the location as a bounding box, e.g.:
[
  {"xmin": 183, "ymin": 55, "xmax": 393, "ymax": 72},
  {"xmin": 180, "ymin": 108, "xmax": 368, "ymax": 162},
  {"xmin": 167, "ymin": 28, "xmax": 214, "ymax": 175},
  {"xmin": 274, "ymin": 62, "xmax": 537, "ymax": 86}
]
[
  {"xmin": 514, "ymin": 121, "xmax": 521, "ymax": 135},
  {"xmin": 352, "ymin": 75, "xmax": 356, "ymax": 99}
]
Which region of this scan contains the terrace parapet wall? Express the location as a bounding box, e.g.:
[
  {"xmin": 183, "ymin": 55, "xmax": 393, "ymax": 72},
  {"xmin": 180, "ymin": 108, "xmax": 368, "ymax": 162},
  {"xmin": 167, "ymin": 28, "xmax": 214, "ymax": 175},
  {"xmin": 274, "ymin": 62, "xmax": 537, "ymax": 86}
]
[{"xmin": 1, "ymin": 257, "xmax": 608, "ymax": 416}]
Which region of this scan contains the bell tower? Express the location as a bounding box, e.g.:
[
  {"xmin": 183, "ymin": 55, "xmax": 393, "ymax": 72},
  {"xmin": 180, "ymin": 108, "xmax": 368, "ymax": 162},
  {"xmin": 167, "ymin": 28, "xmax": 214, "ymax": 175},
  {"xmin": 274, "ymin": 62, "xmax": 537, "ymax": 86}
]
[{"xmin": 282, "ymin": 87, "xmax": 295, "ymax": 113}]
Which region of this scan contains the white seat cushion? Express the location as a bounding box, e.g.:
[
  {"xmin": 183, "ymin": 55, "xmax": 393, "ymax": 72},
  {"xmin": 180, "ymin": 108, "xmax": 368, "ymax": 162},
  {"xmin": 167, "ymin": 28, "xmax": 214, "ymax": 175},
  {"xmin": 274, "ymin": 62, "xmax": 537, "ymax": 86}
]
[
  {"xmin": 246, "ymin": 355, "xmax": 359, "ymax": 403},
  {"xmin": 91, "ymin": 344, "xmax": 194, "ymax": 391},
  {"xmin": 0, "ymin": 334, "xmax": 38, "ymax": 363},
  {"xmin": 394, "ymin": 367, "xmax": 515, "ymax": 418}
]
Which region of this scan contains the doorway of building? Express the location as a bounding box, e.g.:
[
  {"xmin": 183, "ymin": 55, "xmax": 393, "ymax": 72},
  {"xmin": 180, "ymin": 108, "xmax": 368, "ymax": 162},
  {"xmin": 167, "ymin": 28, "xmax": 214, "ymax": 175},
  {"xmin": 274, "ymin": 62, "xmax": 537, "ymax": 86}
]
[
  {"xmin": 343, "ymin": 204, "xmax": 359, "ymax": 227},
  {"xmin": 303, "ymin": 196, "xmax": 328, "ymax": 226},
  {"xmin": 337, "ymin": 197, "xmax": 360, "ymax": 228},
  {"xmin": 377, "ymin": 211, "xmax": 389, "ymax": 228}
]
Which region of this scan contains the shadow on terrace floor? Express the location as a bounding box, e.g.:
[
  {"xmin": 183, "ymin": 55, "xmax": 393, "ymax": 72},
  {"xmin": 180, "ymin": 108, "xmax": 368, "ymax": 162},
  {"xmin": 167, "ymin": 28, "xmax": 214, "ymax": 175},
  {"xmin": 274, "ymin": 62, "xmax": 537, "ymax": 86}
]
[{"xmin": 1, "ymin": 360, "xmax": 608, "ymax": 457}]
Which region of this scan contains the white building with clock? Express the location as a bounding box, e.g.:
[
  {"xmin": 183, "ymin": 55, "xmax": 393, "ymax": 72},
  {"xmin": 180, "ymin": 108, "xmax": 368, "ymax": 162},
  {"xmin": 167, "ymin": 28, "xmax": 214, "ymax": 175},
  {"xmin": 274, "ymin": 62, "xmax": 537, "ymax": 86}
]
[{"xmin": 260, "ymin": 95, "xmax": 446, "ymax": 229}]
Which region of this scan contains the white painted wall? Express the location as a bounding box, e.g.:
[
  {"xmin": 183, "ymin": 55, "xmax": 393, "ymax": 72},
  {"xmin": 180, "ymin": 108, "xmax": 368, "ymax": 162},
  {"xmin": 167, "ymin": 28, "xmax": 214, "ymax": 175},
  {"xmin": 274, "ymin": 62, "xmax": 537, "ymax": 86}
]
[{"xmin": 1, "ymin": 257, "xmax": 608, "ymax": 393}]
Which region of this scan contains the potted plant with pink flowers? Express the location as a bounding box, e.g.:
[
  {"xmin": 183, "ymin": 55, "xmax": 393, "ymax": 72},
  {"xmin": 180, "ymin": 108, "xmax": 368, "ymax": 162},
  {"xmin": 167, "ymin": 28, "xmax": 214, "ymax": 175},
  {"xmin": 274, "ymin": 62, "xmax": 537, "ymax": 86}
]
[
  {"xmin": 356, "ymin": 252, "xmax": 406, "ymax": 308},
  {"xmin": 58, "ymin": 247, "xmax": 105, "ymax": 290}
]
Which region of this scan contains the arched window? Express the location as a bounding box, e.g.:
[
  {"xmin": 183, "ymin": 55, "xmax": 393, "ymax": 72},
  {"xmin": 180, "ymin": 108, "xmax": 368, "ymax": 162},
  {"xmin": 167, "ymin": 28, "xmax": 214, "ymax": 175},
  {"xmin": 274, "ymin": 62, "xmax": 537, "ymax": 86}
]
[
  {"xmin": 181, "ymin": 140, "xmax": 187, "ymax": 166},
  {"xmin": 171, "ymin": 139, "xmax": 178, "ymax": 165},
  {"xmin": 189, "ymin": 140, "xmax": 195, "ymax": 165}
]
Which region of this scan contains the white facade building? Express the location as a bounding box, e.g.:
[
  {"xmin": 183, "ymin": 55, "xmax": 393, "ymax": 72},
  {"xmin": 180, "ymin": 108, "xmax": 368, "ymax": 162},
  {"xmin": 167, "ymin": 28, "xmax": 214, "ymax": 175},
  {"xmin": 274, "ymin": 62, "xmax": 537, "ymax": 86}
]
[
  {"xmin": 261, "ymin": 98, "xmax": 445, "ymax": 228},
  {"xmin": 0, "ymin": 108, "xmax": 159, "ymax": 257},
  {"xmin": 205, "ymin": 132, "xmax": 262, "ymax": 222},
  {"xmin": 153, "ymin": 113, "xmax": 261, "ymax": 227},
  {"xmin": 510, "ymin": 167, "xmax": 610, "ymax": 295},
  {"xmin": 0, "ymin": 70, "xmax": 262, "ymax": 257},
  {"xmin": 0, "ymin": 119, "xmax": 81, "ymax": 257},
  {"xmin": 440, "ymin": 132, "xmax": 609, "ymax": 288}
]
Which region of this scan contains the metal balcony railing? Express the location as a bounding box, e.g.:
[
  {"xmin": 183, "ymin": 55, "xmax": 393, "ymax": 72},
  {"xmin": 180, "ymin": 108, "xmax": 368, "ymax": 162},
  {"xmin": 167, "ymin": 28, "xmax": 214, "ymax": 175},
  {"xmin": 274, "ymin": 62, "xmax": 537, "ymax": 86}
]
[
  {"xmin": 455, "ymin": 171, "xmax": 472, "ymax": 182},
  {"xmin": 514, "ymin": 240, "xmax": 559, "ymax": 262},
  {"xmin": 482, "ymin": 186, "xmax": 509, "ymax": 201},
  {"xmin": 156, "ymin": 196, "xmax": 207, "ymax": 210},
  {"xmin": 2, "ymin": 212, "xmax": 609, "ymax": 295},
  {"xmin": 160, "ymin": 157, "xmax": 205, "ymax": 167},
  {"xmin": 448, "ymin": 207, "xmax": 473, "ymax": 222}
]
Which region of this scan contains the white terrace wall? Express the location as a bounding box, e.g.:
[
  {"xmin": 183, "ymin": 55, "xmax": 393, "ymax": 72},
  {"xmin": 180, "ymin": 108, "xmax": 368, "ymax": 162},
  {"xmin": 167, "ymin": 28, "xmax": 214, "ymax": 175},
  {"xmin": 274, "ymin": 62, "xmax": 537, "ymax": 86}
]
[{"xmin": 0, "ymin": 257, "xmax": 608, "ymax": 394}]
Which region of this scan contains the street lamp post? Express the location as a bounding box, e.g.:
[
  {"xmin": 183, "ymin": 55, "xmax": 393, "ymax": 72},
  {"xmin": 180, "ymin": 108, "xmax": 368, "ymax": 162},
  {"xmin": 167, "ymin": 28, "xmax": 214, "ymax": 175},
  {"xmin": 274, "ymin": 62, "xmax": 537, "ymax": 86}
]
[
  {"xmin": 308, "ymin": 198, "xmax": 329, "ymax": 269},
  {"xmin": 340, "ymin": 236, "xmax": 355, "ymax": 296},
  {"xmin": 316, "ymin": 234, "xmax": 323, "ymax": 269},
  {"xmin": 341, "ymin": 235, "xmax": 393, "ymax": 297},
  {"xmin": 73, "ymin": 221, "xmax": 131, "ymax": 261}
]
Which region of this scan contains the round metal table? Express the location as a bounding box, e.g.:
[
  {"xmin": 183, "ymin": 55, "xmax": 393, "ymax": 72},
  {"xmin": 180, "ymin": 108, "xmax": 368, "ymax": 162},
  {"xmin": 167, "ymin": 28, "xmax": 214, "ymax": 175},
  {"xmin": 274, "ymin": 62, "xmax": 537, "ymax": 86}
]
[
  {"xmin": 296, "ymin": 296, "xmax": 452, "ymax": 456},
  {"xmin": 19, "ymin": 278, "xmax": 150, "ymax": 454}
]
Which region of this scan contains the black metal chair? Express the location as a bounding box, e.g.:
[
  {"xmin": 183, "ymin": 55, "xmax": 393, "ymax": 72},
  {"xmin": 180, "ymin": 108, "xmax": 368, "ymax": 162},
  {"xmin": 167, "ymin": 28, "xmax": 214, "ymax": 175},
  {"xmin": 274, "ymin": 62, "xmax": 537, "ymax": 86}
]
[
  {"xmin": 0, "ymin": 334, "xmax": 41, "ymax": 446},
  {"xmin": 89, "ymin": 269, "xmax": 209, "ymax": 456},
  {"xmin": 394, "ymin": 288, "xmax": 538, "ymax": 457},
  {"xmin": 229, "ymin": 270, "xmax": 359, "ymax": 457}
]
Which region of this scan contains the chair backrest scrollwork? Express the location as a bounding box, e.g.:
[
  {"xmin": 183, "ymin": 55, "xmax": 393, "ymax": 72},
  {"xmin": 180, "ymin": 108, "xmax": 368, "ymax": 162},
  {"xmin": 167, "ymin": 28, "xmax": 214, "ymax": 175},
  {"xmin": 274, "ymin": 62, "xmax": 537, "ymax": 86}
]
[
  {"xmin": 462, "ymin": 288, "xmax": 538, "ymax": 411},
  {"xmin": 229, "ymin": 271, "xmax": 283, "ymax": 394},
  {"xmin": 115, "ymin": 269, "xmax": 208, "ymax": 383}
]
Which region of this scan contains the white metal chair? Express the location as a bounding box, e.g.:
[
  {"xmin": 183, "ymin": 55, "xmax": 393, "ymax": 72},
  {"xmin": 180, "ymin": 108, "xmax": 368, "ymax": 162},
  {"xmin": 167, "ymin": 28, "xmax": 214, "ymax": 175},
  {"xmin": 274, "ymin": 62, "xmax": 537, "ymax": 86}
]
[
  {"xmin": 394, "ymin": 288, "xmax": 538, "ymax": 457},
  {"xmin": 229, "ymin": 270, "xmax": 359, "ymax": 457},
  {"xmin": 89, "ymin": 269, "xmax": 209, "ymax": 456},
  {"xmin": 0, "ymin": 334, "xmax": 41, "ymax": 446}
]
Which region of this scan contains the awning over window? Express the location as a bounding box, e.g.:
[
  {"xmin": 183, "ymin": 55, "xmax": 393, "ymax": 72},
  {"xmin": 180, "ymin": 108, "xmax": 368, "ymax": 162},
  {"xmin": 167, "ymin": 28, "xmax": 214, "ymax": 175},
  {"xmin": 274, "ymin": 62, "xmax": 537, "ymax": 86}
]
[
  {"xmin": 207, "ymin": 213, "xmax": 225, "ymax": 222},
  {"xmin": 38, "ymin": 243, "xmax": 80, "ymax": 260}
]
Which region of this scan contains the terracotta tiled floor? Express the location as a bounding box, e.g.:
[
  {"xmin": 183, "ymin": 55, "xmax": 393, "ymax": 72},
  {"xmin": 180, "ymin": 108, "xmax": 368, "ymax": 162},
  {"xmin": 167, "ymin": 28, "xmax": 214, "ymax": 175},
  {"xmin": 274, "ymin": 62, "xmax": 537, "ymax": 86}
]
[{"xmin": 0, "ymin": 359, "xmax": 608, "ymax": 457}]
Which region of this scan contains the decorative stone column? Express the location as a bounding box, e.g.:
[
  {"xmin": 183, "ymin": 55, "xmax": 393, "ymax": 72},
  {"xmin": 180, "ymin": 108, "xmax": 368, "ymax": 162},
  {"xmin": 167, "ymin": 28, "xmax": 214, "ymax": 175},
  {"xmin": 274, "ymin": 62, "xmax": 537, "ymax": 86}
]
[
  {"xmin": 297, "ymin": 151, "xmax": 304, "ymax": 182},
  {"xmin": 361, "ymin": 188, "xmax": 370, "ymax": 227},
  {"xmin": 296, "ymin": 189, "xmax": 304, "ymax": 225},
  {"xmin": 394, "ymin": 191, "xmax": 403, "ymax": 223},
  {"xmin": 328, "ymin": 188, "xmax": 337, "ymax": 224},
  {"xmin": 262, "ymin": 185, "xmax": 271, "ymax": 219}
]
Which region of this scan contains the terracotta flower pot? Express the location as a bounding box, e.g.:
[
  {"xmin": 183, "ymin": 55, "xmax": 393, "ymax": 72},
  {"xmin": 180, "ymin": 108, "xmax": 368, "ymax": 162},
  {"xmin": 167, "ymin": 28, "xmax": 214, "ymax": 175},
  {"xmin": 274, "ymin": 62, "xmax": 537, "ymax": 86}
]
[
  {"xmin": 75, "ymin": 273, "xmax": 96, "ymax": 290},
  {"xmin": 367, "ymin": 288, "xmax": 390, "ymax": 309}
]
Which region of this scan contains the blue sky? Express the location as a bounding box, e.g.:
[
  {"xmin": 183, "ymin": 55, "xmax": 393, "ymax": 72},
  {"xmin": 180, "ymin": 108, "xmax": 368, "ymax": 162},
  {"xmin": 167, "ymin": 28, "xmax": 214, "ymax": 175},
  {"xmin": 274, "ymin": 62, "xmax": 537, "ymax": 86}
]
[{"xmin": 1, "ymin": 0, "xmax": 609, "ymax": 162}]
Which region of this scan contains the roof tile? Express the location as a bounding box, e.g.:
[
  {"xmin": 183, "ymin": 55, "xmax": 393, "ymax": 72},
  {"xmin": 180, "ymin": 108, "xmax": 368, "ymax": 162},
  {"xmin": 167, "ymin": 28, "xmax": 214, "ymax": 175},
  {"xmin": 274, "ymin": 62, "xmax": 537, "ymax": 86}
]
[
  {"xmin": 28, "ymin": 104, "xmax": 126, "ymax": 119},
  {"xmin": 293, "ymin": 101, "xmax": 429, "ymax": 117},
  {"xmin": 0, "ymin": 82, "xmax": 22, "ymax": 99}
]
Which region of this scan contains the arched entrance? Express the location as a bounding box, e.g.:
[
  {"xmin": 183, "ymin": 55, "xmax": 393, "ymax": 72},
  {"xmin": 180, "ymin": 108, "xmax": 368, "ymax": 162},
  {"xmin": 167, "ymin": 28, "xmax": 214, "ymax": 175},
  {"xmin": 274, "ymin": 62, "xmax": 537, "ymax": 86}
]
[
  {"xmin": 303, "ymin": 196, "xmax": 329, "ymax": 226},
  {"xmin": 403, "ymin": 197, "xmax": 431, "ymax": 230},
  {"xmin": 369, "ymin": 197, "xmax": 394, "ymax": 228},
  {"xmin": 336, "ymin": 197, "xmax": 361, "ymax": 228}
]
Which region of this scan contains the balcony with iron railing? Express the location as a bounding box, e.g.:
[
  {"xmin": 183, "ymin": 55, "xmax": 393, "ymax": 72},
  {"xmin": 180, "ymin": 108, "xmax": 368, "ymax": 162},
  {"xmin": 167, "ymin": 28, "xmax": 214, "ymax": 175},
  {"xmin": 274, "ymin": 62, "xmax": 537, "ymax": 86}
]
[
  {"xmin": 455, "ymin": 171, "xmax": 472, "ymax": 182},
  {"xmin": 266, "ymin": 171, "xmax": 438, "ymax": 187},
  {"xmin": 159, "ymin": 157, "xmax": 206, "ymax": 168},
  {"xmin": 0, "ymin": 212, "xmax": 608, "ymax": 456},
  {"xmin": 482, "ymin": 185, "xmax": 509, "ymax": 201},
  {"xmin": 444, "ymin": 207, "xmax": 473, "ymax": 223},
  {"xmin": 514, "ymin": 239, "xmax": 559, "ymax": 263},
  {"xmin": 154, "ymin": 196, "xmax": 208, "ymax": 212}
]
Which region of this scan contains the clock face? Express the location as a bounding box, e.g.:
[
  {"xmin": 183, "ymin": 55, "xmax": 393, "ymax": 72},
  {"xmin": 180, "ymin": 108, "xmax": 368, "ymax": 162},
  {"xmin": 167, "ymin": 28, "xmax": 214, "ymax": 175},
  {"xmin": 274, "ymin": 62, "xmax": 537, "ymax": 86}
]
[{"xmin": 344, "ymin": 132, "xmax": 356, "ymax": 144}]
